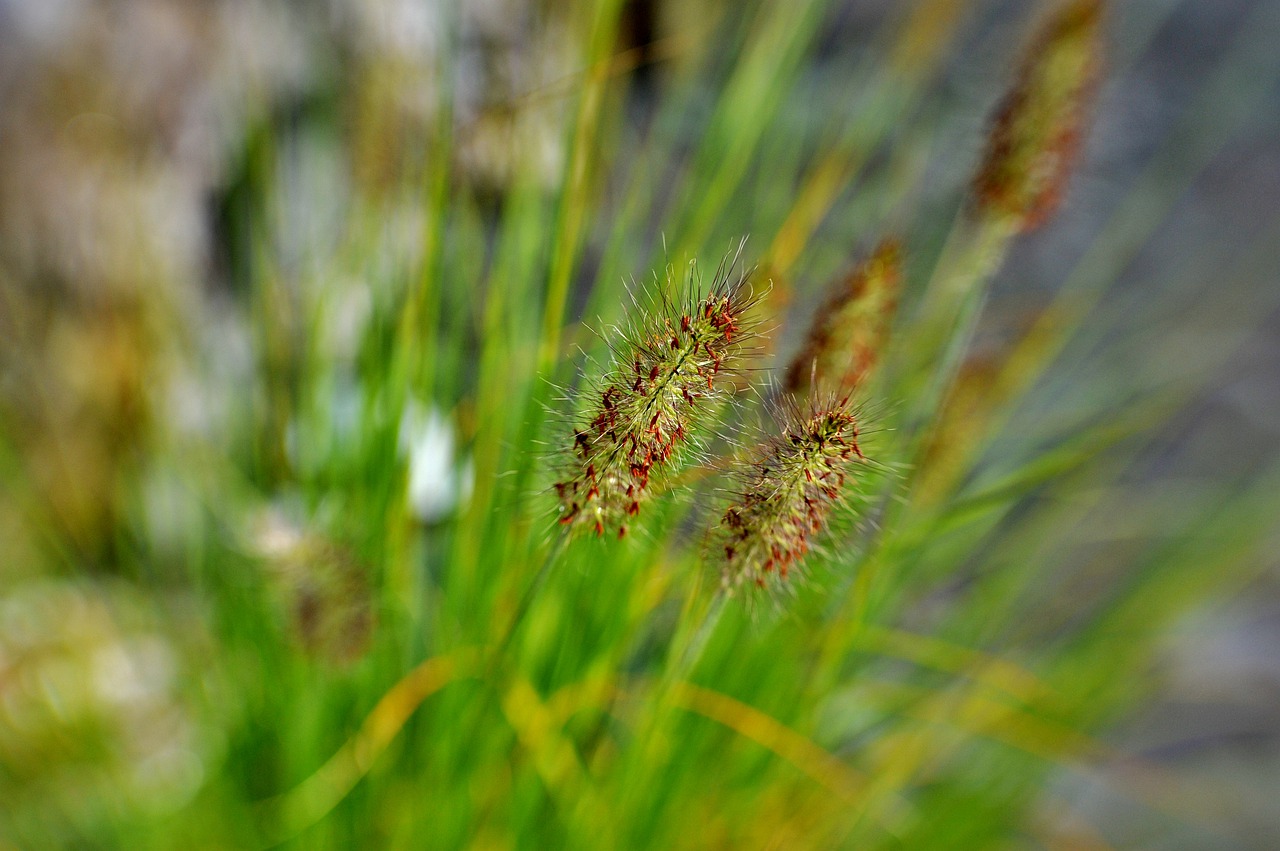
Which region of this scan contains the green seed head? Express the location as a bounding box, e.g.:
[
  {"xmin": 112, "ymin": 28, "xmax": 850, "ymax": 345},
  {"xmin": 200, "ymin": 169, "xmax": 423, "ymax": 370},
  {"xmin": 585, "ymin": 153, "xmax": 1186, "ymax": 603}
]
[
  {"xmin": 717, "ymin": 400, "xmax": 866, "ymax": 593},
  {"xmin": 555, "ymin": 254, "xmax": 758, "ymax": 538}
]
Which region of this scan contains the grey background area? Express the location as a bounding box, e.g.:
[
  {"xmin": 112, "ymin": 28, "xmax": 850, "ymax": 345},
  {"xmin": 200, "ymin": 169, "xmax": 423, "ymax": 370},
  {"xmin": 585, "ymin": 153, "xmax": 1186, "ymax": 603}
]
[{"xmin": 987, "ymin": 1, "xmax": 1280, "ymax": 847}]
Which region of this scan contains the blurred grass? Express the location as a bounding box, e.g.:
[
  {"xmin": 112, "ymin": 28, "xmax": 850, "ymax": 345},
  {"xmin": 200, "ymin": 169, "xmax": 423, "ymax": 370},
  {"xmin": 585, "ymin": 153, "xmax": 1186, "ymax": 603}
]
[{"xmin": 1, "ymin": 0, "xmax": 1279, "ymax": 848}]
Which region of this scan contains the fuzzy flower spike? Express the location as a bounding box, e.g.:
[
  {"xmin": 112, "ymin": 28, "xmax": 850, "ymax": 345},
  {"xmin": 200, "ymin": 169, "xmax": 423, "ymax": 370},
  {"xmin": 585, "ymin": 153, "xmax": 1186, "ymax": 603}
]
[
  {"xmin": 973, "ymin": 0, "xmax": 1104, "ymax": 230},
  {"xmin": 785, "ymin": 238, "xmax": 902, "ymax": 399},
  {"xmin": 555, "ymin": 251, "xmax": 759, "ymax": 538},
  {"xmin": 717, "ymin": 398, "xmax": 867, "ymax": 593}
]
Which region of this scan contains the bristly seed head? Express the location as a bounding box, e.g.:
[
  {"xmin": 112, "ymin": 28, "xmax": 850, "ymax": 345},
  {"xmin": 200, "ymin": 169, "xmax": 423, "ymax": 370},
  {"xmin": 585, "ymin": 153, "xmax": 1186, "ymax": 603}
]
[
  {"xmin": 716, "ymin": 400, "xmax": 866, "ymax": 593},
  {"xmin": 554, "ymin": 251, "xmax": 758, "ymax": 538},
  {"xmin": 973, "ymin": 0, "xmax": 1104, "ymax": 230},
  {"xmin": 784, "ymin": 239, "xmax": 902, "ymax": 399}
]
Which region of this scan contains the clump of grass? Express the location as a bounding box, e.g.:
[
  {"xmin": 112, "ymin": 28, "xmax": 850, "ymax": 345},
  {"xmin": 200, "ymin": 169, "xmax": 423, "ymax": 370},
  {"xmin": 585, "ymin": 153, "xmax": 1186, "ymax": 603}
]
[{"xmin": 5, "ymin": 0, "xmax": 1279, "ymax": 848}]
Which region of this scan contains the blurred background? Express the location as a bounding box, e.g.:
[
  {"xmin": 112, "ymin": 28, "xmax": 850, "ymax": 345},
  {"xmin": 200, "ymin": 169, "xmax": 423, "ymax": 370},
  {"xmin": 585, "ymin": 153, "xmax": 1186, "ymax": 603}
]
[{"xmin": 1, "ymin": 0, "xmax": 1277, "ymax": 847}]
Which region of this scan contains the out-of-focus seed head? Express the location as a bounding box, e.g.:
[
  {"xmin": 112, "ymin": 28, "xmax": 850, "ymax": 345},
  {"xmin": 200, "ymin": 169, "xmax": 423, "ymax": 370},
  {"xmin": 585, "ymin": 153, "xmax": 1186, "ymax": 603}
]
[
  {"xmin": 716, "ymin": 400, "xmax": 866, "ymax": 593},
  {"xmin": 973, "ymin": 0, "xmax": 1104, "ymax": 230},
  {"xmin": 784, "ymin": 239, "xmax": 902, "ymax": 399},
  {"xmin": 554, "ymin": 253, "xmax": 759, "ymax": 539},
  {"xmin": 251, "ymin": 511, "xmax": 375, "ymax": 665}
]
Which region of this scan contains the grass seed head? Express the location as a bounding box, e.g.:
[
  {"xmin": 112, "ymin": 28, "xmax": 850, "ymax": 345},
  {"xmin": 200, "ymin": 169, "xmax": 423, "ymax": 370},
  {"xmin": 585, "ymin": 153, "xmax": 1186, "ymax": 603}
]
[
  {"xmin": 251, "ymin": 511, "xmax": 375, "ymax": 665},
  {"xmin": 716, "ymin": 399, "xmax": 866, "ymax": 594},
  {"xmin": 973, "ymin": 0, "xmax": 1104, "ymax": 230},
  {"xmin": 555, "ymin": 253, "xmax": 759, "ymax": 538},
  {"xmin": 784, "ymin": 239, "xmax": 902, "ymax": 399}
]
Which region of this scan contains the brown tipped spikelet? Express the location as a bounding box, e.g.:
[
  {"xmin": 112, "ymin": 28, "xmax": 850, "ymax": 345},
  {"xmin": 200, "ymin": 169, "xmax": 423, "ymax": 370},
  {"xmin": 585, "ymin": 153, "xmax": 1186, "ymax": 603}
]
[
  {"xmin": 973, "ymin": 0, "xmax": 1104, "ymax": 230},
  {"xmin": 555, "ymin": 255, "xmax": 757, "ymax": 538},
  {"xmin": 785, "ymin": 239, "xmax": 902, "ymax": 398},
  {"xmin": 717, "ymin": 400, "xmax": 866, "ymax": 592}
]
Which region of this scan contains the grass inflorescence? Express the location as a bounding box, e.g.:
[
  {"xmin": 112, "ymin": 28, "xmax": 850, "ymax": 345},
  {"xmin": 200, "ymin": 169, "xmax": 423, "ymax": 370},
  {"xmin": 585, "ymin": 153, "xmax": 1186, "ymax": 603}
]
[
  {"xmin": 554, "ymin": 254, "xmax": 760, "ymax": 538},
  {"xmin": 973, "ymin": 0, "xmax": 1105, "ymax": 230},
  {"xmin": 784, "ymin": 238, "xmax": 902, "ymax": 399},
  {"xmin": 717, "ymin": 398, "xmax": 866, "ymax": 593}
]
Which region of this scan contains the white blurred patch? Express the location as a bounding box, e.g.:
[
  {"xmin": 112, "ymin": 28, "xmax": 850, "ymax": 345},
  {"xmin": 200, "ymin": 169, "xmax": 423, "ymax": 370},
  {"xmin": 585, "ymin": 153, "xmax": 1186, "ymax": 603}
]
[
  {"xmin": 248, "ymin": 508, "xmax": 306, "ymax": 560},
  {"xmin": 399, "ymin": 400, "xmax": 473, "ymax": 523},
  {"xmin": 345, "ymin": 0, "xmax": 442, "ymax": 58}
]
